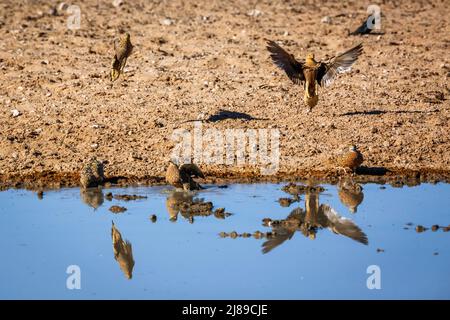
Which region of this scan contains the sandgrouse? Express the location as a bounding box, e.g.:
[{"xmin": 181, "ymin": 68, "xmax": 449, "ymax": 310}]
[
  {"xmin": 267, "ymin": 40, "xmax": 363, "ymax": 111},
  {"xmin": 337, "ymin": 145, "xmax": 364, "ymax": 173},
  {"xmin": 165, "ymin": 161, "xmax": 205, "ymax": 191},
  {"xmin": 111, "ymin": 32, "xmax": 133, "ymax": 81},
  {"xmin": 111, "ymin": 221, "xmax": 135, "ymax": 279}
]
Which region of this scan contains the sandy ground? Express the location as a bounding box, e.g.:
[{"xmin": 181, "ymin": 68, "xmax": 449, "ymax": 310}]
[{"xmin": 0, "ymin": 0, "xmax": 449, "ymax": 189}]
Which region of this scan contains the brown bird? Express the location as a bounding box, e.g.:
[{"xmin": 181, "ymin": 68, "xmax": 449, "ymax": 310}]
[
  {"xmin": 336, "ymin": 145, "xmax": 364, "ymax": 173},
  {"xmin": 165, "ymin": 161, "xmax": 205, "ymax": 191},
  {"xmin": 338, "ymin": 178, "xmax": 364, "ymax": 213},
  {"xmin": 267, "ymin": 40, "xmax": 363, "ymax": 111},
  {"xmin": 111, "ymin": 32, "xmax": 133, "ymax": 81},
  {"xmin": 111, "ymin": 221, "xmax": 135, "ymax": 279}
]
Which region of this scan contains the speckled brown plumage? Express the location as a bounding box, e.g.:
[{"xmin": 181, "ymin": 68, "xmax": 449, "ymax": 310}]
[
  {"xmin": 111, "ymin": 33, "xmax": 133, "ymax": 81},
  {"xmin": 337, "ymin": 145, "xmax": 364, "ymax": 172},
  {"xmin": 267, "ymin": 40, "xmax": 363, "ymax": 111},
  {"xmin": 165, "ymin": 161, "xmax": 205, "ymax": 191}
]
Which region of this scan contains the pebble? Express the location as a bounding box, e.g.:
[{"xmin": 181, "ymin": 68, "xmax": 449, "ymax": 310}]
[
  {"xmin": 112, "ymin": 0, "xmax": 123, "ymax": 7},
  {"xmin": 253, "ymin": 231, "xmax": 263, "ymax": 239},
  {"xmin": 219, "ymin": 232, "xmax": 228, "ymax": 238},
  {"xmin": 415, "ymin": 225, "xmax": 426, "ymax": 233},
  {"xmin": 11, "ymin": 109, "xmax": 21, "ymax": 117},
  {"xmin": 159, "ymin": 18, "xmax": 175, "ymax": 26},
  {"xmin": 431, "ymin": 225, "xmax": 439, "ymax": 232},
  {"xmin": 278, "ymin": 198, "xmax": 294, "ymax": 207},
  {"xmin": 247, "ymin": 9, "xmax": 262, "ymax": 17},
  {"xmin": 321, "ymin": 16, "xmax": 331, "ymax": 24},
  {"xmin": 149, "ymin": 214, "xmax": 157, "ymax": 223},
  {"xmin": 109, "ymin": 205, "xmax": 127, "ymax": 214}
]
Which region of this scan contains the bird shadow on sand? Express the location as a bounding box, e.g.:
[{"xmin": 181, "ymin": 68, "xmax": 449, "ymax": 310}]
[
  {"xmin": 340, "ymin": 109, "xmax": 438, "ymax": 116},
  {"xmin": 356, "ymin": 166, "xmax": 389, "ymax": 176},
  {"xmin": 184, "ymin": 109, "xmax": 268, "ymax": 123}
]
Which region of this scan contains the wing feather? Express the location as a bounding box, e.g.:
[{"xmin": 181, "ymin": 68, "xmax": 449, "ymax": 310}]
[
  {"xmin": 317, "ymin": 43, "xmax": 363, "ymax": 87},
  {"xmin": 266, "ymin": 40, "xmax": 305, "ymax": 84}
]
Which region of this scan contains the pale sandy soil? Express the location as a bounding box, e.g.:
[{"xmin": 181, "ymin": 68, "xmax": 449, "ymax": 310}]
[{"xmin": 0, "ymin": 0, "xmax": 449, "ymax": 188}]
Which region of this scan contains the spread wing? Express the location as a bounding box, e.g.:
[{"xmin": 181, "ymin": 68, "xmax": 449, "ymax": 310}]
[
  {"xmin": 262, "ymin": 226, "xmax": 295, "ymax": 254},
  {"xmin": 179, "ymin": 163, "xmax": 205, "ymax": 178},
  {"xmin": 266, "ymin": 40, "xmax": 305, "ymax": 84},
  {"xmin": 317, "ymin": 43, "xmax": 363, "ymax": 87},
  {"xmin": 320, "ymin": 204, "xmax": 368, "ymax": 245}
]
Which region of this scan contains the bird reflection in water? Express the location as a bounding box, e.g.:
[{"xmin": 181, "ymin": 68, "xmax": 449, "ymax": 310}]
[
  {"xmin": 111, "ymin": 221, "xmax": 135, "ymax": 279},
  {"xmin": 262, "ymin": 188, "xmax": 368, "ymax": 254},
  {"xmin": 80, "ymin": 188, "xmax": 104, "ymax": 210},
  {"xmin": 338, "ymin": 177, "xmax": 364, "ymax": 213}
]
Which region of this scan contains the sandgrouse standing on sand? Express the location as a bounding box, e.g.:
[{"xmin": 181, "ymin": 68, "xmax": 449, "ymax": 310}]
[
  {"xmin": 336, "ymin": 145, "xmax": 364, "ymax": 173},
  {"xmin": 267, "ymin": 40, "xmax": 363, "ymax": 111},
  {"xmin": 111, "ymin": 32, "xmax": 133, "ymax": 81},
  {"xmin": 165, "ymin": 161, "xmax": 205, "ymax": 191}
]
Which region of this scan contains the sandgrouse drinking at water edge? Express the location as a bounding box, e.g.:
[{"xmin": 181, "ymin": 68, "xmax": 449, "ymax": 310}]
[
  {"xmin": 266, "ymin": 40, "xmax": 363, "ymax": 111},
  {"xmin": 165, "ymin": 161, "xmax": 205, "ymax": 191},
  {"xmin": 111, "ymin": 32, "xmax": 133, "ymax": 81}
]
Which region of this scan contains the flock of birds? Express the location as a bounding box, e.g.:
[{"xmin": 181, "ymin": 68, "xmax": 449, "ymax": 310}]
[
  {"xmin": 107, "ymin": 17, "xmax": 369, "ymax": 190},
  {"xmin": 85, "ymin": 17, "xmax": 376, "ymax": 272}
]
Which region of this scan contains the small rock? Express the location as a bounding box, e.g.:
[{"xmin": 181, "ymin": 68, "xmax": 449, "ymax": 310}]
[
  {"xmin": 105, "ymin": 192, "xmax": 113, "ymax": 201},
  {"xmin": 219, "ymin": 232, "xmax": 228, "ymax": 238},
  {"xmin": 416, "ymin": 225, "xmax": 426, "ymax": 233},
  {"xmin": 109, "ymin": 205, "xmax": 127, "ymax": 214},
  {"xmin": 218, "ymin": 185, "xmax": 228, "ymax": 189},
  {"xmin": 114, "ymin": 194, "xmax": 147, "ymax": 201},
  {"xmin": 149, "ymin": 214, "xmax": 157, "ymax": 223},
  {"xmin": 376, "ymin": 248, "xmax": 385, "ymax": 253},
  {"xmin": 278, "ymin": 197, "xmax": 294, "ymax": 207},
  {"xmin": 241, "ymin": 233, "xmax": 251, "ymax": 238},
  {"xmin": 112, "ymin": 0, "xmax": 123, "ymax": 7},
  {"xmin": 247, "ymin": 9, "xmax": 262, "ymax": 17},
  {"xmin": 431, "ymin": 225, "xmax": 439, "ymax": 232},
  {"xmin": 37, "ymin": 190, "xmax": 44, "ymax": 199},
  {"xmin": 11, "ymin": 109, "xmax": 21, "ymax": 118},
  {"xmin": 253, "ymin": 231, "xmax": 263, "ymax": 239},
  {"xmin": 159, "ymin": 18, "xmax": 174, "ymax": 26},
  {"xmin": 230, "ymin": 231, "xmax": 238, "ymax": 239},
  {"xmin": 321, "ymin": 16, "xmax": 331, "ymax": 24}
]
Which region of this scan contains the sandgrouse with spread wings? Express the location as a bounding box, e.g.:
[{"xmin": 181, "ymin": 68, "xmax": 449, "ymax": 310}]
[{"xmin": 266, "ymin": 40, "xmax": 363, "ymax": 111}]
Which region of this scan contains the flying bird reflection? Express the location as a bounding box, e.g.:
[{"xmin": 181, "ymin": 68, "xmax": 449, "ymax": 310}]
[{"xmin": 262, "ymin": 190, "xmax": 368, "ymax": 254}]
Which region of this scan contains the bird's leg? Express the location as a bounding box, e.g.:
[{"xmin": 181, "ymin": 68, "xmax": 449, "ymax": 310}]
[
  {"xmin": 120, "ymin": 57, "xmax": 128, "ymax": 75},
  {"xmin": 336, "ymin": 166, "xmax": 348, "ymax": 175}
]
